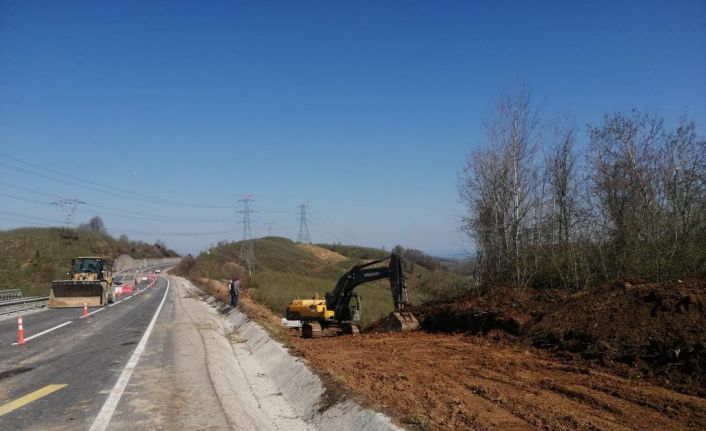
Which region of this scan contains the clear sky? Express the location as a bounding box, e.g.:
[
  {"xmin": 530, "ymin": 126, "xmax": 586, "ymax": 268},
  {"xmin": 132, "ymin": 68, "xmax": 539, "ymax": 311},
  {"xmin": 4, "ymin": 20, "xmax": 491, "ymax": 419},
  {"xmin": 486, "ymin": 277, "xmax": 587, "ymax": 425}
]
[{"xmin": 1, "ymin": 1, "xmax": 704, "ymax": 257}]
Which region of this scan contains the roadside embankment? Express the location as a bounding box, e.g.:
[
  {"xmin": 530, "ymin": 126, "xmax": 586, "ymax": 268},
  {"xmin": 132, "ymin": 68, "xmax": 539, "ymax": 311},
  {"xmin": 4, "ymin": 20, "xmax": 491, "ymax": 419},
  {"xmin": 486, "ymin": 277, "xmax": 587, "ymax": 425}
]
[{"xmin": 175, "ymin": 275, "xmax": 403, "ymax": 431}]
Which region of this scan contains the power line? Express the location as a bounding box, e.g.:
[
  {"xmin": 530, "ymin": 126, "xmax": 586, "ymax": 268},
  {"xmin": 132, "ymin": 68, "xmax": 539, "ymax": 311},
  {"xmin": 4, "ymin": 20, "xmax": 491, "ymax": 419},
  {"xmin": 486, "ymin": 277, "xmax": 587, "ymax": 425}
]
[
  {"xmin": 307, "ymin": 210, "xmax": 359, "ymax": 244},
  {"xmin": 105, "ymin": 228, "xmax": 233, "ymax": 237},
  {"xmin": 296, "ymin": 203, "xmax": 311, "ymax": 244},
  {"xmin": 0, "ymin": 182, "xmax": 231, "ymax": 223},
  {"xmin": 307, "ymin": 217, "xmax": 357, "ymax": 245},
  {"xmin": 0, "ymin": 154, "xmax": 238, "ymax": 209},
  {"xmin": 0, "ymin": 216, "xmax": 54, "ymax": 227},
  {"xmin": 0, "ymin": 210, "xmax": 64, "ymax": 225},
  {"xmin": 236, "ymin": 196, "xmax": 255, "ymax": 277},
  {"xmin": 0, "ymin": 209, "xmax": 230, "ymax": 238},
  {"xmin": 0, "ymin": 192, "xmax": 53, "ymax": 207}
]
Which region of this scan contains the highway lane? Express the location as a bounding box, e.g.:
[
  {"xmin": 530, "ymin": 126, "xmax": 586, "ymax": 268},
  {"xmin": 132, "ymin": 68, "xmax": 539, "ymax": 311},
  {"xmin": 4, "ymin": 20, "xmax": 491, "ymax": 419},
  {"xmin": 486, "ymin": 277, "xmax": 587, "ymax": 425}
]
[
  {"xmin": 103, "ymin": 277, "xmax": 233, "ymax": 430},
  {"xmin": 0, "ymin": 277, "xmax": 167, "ymax": 430},
  {"xmin": 103, "ymin": 276, "xmax": 313, "ymax": 431},
  {"xmin": 0, "ymin": 277, "xmax": 154, "ymax": 346}
]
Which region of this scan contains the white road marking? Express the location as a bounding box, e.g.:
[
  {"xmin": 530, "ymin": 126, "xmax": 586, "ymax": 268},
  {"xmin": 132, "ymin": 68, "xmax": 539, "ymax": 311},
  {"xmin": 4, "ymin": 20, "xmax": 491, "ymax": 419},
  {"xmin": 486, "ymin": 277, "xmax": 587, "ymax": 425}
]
[
  {"xmin": 89, "ymin": 279, "xmax": 170, "ymax": 431},
  {"xmin": 9, "ymin": 273, "xmax": 157, "ymax": 346},
  {"xmin": 10, "ymin": 321, "xmax": 73, "ymax": 346},
  {"xmin": 80, "ymin": 308, "xmax": 105, "ymax": 319}
]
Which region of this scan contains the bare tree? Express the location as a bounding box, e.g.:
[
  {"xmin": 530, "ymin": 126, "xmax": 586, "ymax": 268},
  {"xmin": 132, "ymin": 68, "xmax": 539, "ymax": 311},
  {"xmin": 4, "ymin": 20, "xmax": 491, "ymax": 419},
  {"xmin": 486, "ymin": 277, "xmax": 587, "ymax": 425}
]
[
  {"xmin": 460, "ymin": 147, "xmax": 508, "ymax": 282},
  {"xmin": 546, "ymin": 126, "xmax": 578, "ymax": 243},
  {"xmin": 459, "ymin": 85, "xmax": 541, "ymax": 286},
  {"xmin": 658, "ymin": 118, "xmax": 706, "ymax": 277},
  {"xmin": 588, "ymin": 110, "xmax": 663, "ymax": 280},
  {"xmin": 79, "ymin": 216, "xmax": 107, "ymax": 234},
  {"xmin": 543, "ymin": 124, "xmax": 593, "ymax": 289},
  {"xmin": 462, "ymin": 87, "xmax": 704, "ymax": 288}
]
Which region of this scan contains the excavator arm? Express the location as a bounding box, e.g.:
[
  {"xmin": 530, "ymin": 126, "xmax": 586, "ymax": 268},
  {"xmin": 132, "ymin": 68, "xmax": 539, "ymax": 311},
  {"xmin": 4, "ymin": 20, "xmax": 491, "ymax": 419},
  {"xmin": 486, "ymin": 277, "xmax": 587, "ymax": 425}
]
[{"xmin": 325, "ymin": 253, "xmax": 408, "ymax": 323}]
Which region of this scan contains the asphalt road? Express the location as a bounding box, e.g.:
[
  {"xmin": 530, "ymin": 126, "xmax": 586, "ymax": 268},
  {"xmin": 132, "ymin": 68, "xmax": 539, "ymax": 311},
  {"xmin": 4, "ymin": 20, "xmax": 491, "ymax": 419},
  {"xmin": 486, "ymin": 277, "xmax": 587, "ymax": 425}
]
[{"xmin": 0, "ymin": 276, "xmax": 166, "ymax": 430}]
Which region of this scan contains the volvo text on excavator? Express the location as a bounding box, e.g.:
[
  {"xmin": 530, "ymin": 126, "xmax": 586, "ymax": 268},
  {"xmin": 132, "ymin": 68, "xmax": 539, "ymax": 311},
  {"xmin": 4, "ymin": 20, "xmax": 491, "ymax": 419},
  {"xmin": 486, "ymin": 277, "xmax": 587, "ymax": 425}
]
[{"xmin": 285, "ymin": 253, "xmax": 419, "ymax": 338}]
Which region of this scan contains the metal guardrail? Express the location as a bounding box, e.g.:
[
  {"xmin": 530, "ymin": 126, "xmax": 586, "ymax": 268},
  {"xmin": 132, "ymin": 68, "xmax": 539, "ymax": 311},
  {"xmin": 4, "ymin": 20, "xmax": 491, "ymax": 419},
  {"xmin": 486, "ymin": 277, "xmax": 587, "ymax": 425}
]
[
  {"xmin": 0, "ymin": 289, "xmax": 23, "ymax": 301},
  {"xmin": 0, "ymin": 296, "xmax": 49, "ymax": 316}
]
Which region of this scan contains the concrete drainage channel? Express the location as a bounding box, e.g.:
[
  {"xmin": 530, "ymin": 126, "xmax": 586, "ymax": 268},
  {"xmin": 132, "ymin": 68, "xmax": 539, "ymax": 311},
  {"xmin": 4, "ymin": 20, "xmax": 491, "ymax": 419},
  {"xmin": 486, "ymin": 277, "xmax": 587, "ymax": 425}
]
[{"xmin": 181, "ymin": 277, "xmax": 403, "ymax": 431}]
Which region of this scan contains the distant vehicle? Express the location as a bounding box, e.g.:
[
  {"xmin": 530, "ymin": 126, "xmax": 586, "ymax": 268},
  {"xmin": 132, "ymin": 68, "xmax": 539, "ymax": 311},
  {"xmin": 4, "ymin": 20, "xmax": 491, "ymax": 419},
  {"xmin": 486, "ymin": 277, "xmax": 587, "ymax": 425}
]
[{"xmin": 155, "ymin": 269, "xmax": 161, "ymax": 274}]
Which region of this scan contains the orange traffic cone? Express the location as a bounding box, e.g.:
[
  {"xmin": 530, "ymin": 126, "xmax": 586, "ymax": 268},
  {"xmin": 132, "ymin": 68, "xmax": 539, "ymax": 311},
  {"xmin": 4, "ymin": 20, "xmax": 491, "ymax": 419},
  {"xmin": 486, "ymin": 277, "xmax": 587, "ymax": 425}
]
[
  {"xmin": 83, "ymin": 302, "xmax": 89, "ymax": 318},
  {"xmin": 17, "ymin": 315, "xmax": 25, "ymax": 345}
]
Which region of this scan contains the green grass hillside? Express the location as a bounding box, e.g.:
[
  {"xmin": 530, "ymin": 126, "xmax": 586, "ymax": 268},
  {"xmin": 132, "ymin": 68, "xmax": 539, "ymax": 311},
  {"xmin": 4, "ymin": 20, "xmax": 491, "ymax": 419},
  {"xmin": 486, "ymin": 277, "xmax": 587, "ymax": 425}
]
[
  {"xmin": 174, "ymin": 237, "xmax": 471, "ymax": 327},
  {"xmin": 0, "ymin": 227, "xmax": 178, "ymax": 296}
]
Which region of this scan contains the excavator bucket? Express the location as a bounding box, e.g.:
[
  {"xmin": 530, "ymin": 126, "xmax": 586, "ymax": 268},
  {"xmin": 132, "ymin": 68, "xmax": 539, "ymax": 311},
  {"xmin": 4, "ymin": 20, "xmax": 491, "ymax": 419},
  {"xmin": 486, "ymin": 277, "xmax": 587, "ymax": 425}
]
[
  {"xmin": 48, "ymin": 280, "xmax": 105, "ymax": 308},
  {"xmin": 376, "ymin": 311, "xmax": 420, "ymax": 332}
]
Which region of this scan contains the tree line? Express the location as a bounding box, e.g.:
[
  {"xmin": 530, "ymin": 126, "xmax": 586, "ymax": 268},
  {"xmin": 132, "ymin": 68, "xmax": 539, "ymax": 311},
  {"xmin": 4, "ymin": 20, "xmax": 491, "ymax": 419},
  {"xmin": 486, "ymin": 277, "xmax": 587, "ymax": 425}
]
[
  {"xmin": 459, "ymin": 86, "xmax": 705, "ymax": 289},
  {"xmin": 391, "ymin": 245, "xmax": 444, "ymax": 272}
]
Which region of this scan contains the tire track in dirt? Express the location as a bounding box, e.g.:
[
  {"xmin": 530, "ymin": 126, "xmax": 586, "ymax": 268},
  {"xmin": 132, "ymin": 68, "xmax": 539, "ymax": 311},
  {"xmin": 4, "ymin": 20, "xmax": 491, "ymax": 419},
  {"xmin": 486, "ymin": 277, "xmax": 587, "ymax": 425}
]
[{"xmin": 288, "ymin": 332, "xmax": 706, "ymax": 431}]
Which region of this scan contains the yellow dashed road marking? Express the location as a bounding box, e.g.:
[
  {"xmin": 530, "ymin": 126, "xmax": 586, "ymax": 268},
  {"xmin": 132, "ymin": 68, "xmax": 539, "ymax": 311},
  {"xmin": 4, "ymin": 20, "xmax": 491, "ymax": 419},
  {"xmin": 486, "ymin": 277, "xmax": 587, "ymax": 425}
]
[{"xmin": 0, "ymin": 384, "xmax": 68, "ymax": 416}]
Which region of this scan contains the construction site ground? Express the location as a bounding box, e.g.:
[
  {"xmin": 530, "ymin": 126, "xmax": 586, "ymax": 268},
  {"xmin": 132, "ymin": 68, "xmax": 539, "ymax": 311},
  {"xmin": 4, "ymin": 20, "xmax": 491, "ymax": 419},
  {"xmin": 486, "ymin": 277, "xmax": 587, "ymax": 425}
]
[{"xmin": 202, "ymin": 278, "xmax": 706, "ymax": 431}]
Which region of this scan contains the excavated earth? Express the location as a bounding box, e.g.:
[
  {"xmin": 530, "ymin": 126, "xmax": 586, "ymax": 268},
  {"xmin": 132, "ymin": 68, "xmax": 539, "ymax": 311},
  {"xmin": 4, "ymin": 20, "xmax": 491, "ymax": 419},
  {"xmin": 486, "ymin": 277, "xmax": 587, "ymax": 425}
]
[
  {"xmin": 216, "ymin": 279, "xmax": 706, "ymax": 431},
  {"xmin": 411, "ymin": 280, "xmax": 706, "ymax": 397}
]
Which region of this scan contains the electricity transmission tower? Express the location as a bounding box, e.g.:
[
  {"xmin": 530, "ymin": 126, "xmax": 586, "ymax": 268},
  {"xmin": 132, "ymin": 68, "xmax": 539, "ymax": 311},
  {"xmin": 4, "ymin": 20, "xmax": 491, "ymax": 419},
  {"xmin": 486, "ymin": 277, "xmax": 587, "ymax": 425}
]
[
  {"xmin": 297, "ymin": 203, "xmax": 311, "ymax": 244},
  {"xmin": 51, "ymin": 198, "xmax": 84, "ymax": 238},
  {"xmin": 264, "ymin": 220, "xmax": 275, "ymax": 235},
  {"xmin": 236, "ymin": 196, "xmax": 255, "ymax": 277}
]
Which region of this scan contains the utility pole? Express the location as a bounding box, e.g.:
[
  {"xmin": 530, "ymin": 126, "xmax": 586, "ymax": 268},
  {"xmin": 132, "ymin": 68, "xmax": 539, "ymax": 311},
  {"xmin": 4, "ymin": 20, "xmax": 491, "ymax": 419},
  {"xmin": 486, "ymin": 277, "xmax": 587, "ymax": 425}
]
[
  {"xmin": 297, "ymin": 203, "xmax": 311, "ymax": 244},
  {"xmin": 51, "ymin": 198, "xmax": 84, "ymax": 238},
  {"xmin": 236, "ymin": 196, "xmax": 255, "ymax": 277}
]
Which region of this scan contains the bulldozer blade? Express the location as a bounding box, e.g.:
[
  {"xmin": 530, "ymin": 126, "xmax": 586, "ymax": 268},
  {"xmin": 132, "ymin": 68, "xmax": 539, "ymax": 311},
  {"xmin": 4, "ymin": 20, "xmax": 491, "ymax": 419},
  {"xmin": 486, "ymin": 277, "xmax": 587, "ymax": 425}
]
[
  {"xmin": 377, "ymin": 312, "xmax": 420, "ymax": 333},
  {"xmin": 49, "ymin": 281, "xmax": 105, "ymax": 308}
]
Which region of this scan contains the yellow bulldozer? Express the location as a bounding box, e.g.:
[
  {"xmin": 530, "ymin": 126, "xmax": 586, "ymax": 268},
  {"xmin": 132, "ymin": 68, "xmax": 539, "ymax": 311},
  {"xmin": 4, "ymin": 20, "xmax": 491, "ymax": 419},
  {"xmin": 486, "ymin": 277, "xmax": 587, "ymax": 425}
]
[{"xmin": 48, "ymin": 257, "xmax": 115, "ymax": 308}]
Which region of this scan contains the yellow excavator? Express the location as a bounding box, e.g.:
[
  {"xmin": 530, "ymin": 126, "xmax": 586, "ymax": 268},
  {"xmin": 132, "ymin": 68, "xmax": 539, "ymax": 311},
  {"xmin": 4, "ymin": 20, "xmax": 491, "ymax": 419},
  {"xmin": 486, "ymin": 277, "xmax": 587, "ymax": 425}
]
[
  {"xmin": 48, "ymin": 257, "xmax": 115, "ymax": 308},
  {"xmin": 285, "ymin": 253, "xmax": 419, "ymax": 338}
]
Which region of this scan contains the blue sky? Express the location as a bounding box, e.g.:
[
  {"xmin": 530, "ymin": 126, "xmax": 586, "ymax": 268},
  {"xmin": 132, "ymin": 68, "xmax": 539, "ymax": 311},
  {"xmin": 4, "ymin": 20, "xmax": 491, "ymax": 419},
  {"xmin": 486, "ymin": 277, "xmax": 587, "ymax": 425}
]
[{"xmin": 1, "ymin": 1, "xmax": 704, "ymax": 256}]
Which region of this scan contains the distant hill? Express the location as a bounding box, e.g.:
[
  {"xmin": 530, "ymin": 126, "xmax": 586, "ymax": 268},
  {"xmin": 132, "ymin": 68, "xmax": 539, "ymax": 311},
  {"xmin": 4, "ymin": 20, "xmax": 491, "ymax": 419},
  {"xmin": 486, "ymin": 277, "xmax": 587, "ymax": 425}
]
[
  {"xmin": 173, "ymin": 236, "xmax": 471, "ymax": 327},
  {"xmin": 0, "ymin": 227, "xmax": 179, "ymax": 296},
  {"xmin": 437, "ymin": 256, "xmax": 477, "ymax": 276}
]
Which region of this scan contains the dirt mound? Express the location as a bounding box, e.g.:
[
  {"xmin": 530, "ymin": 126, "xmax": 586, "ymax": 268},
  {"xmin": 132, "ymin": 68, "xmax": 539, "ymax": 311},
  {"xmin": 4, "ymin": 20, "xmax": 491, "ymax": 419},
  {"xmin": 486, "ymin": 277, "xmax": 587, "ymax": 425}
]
[
  {"xmin": 526, "ymin": 280, "xmax": 706, "ymax": 396},
  {"xmin": 296, "ymin": 244, "xmax": 348, "ymax": 263},
  {"xmin": 409, "ymin": 280, "xmax": 706, "ymax": 396},
  {"xmin": 409, "ymin": 284, "xmax": 564, "ymax": 335},
  {"xmin": 209, "ymin": 277, "xmax": 706, "ymax": 430}
]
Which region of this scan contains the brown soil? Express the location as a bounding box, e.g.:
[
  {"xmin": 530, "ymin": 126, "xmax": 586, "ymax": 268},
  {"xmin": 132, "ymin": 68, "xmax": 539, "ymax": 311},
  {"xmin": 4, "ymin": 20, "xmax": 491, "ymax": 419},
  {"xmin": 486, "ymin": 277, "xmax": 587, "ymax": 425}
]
[
  {"xmin": 407, "ymin": 284, "xmax": 563, "ymax": 335},
  {"xmin": 292, "ymin": 332, "xmax": 706, "ymax": 431},
  {"xmin": 412, "ymin": 280, "xmax": 706, "ymax": 398},
  {"xmin": 295, "ymin": 244, "xmax": 348, "ymax": 263},
  {"xmin": 201, "ymin": 278, "xmax": 706, "ymax": 430}
]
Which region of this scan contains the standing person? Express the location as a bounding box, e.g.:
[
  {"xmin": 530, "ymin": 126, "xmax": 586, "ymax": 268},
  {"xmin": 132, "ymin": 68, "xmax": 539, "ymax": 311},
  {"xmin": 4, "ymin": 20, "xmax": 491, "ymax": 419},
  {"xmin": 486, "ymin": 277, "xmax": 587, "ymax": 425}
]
[
  {"xmin": 229, "ymin": 277, "xmax": 237, "ymax": 307},
  {"xmin": 233, "ymin": 277, "xmax": 240, "ymax": 307}
]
